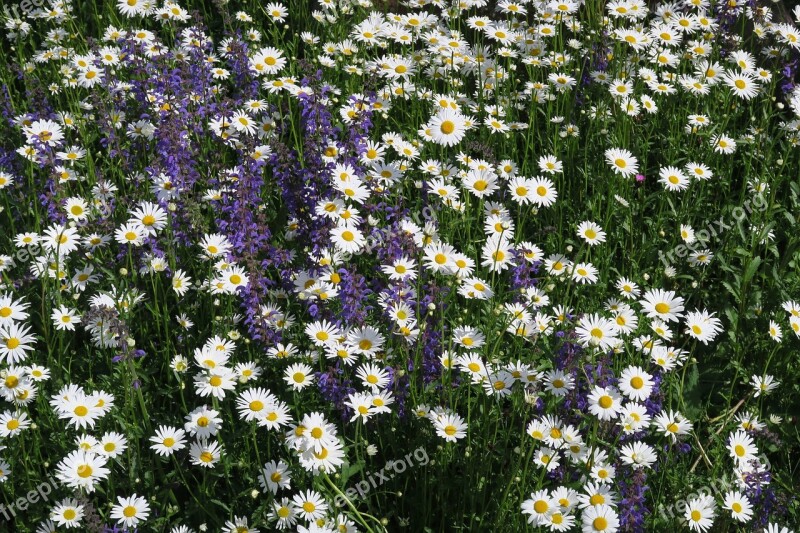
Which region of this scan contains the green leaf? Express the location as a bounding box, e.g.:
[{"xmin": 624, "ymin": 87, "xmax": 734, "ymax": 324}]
[
  {"xmin": 340, "ymin": 459, "xmax": 365, "ymax": 486},
  {"xmin": 210, "ymin": 498, "xmax": 233, "ymax": 513},
  {"xmin": 722, "ymin": 281, "xmax": 740, "ymax": 303},
  {"xmin": 683, "ymin": 364, "xmax": 703, "ymax": 419},
  {"xmin": 742, "ymin": 256, "xmax": 762, "ymax": 286}
]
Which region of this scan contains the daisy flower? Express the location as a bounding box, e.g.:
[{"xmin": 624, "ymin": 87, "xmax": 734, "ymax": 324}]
[
  {"xmin": 575, "ymin": 314, "xmax": 618, "ymax": 350},
  {"xmin": 284, "ymin": 363, "xmax": 314, "ymax": 391},
  {"xmin": 751, "ymin": 374, "xmax": 779, "ymax": 397},
  {"xmin": 684, "ymin": 309, "xmax": 723, "ymax": 344},
  {"xmin": 521, "ymin": 489, "xmax": 556, "ymax": 525},
  {"xmin": 381, "ymin": 256, "xmax": 417, "ymax": 281},
  {"xmin": 236, "ymin": 388, "xmax": 275, "ymax": 422},
  {"xmin": 723, "ymin": 71, "xmax": 759, "ymax": 100},
  {"xmin": 259, "ymin": 460, "xmax": 292, "ymax": 494},
  {"xmin": 587, "ymin": 386, "xmax": 624, "ymax": 421},
  {"xmin": 571, "ymin": 262, "xmax": 599, "ymax": 284},
  {"xmin": 195, "ymin": 368, "xmax": 237, "ymax": 400},
  {"xmin": 97, "ymin": 432, "xmax": 128, "ymax": 458},
  {"xmin": 269, "ymin": 497, "xmax": 298, "ymax": 529},
  {"xmin": 184, "ymin": 406, "xmax": 222, "ymax": 439},
  {"xmin": 685, "ymin": 162, "xmax": 713, "ymax": 180},
  {"xmin": 640, "ymin": 288, "xmax": 685, "ymax": 322},
  {"xmin": 55, "ymin": 449, "xmax": 110, "ymax": 493},
  {"xmin": 543, "ymin": 370, "xmax": 574, "ymax": 397},
  {"xmin": 149, "ymin": 425, "xmax": 187, "ymax": 456},
  {"xmin": 356, "ymin": 363, "xmax": 390, "ymax": 391},
  {"xmin": 64, "ymin": 197, "xmax": 89, "ymax": 221},
  {"xmin": 723, "ymin": 490, "xmax": 753, "ymax": 523},
  {"xmin": 768, "ymin": 320, "xmax": 782, "ymax": 342},
  {"xmin": 577, "ymin": 221, "xmax": 606, "ymax": 245},
  {"xmin": 292, "ymin": 490, "xmax": 328, "ymax": 522},
  {"xmin": 728, "ymin": 429, "xmax": 758, "ymax": 464},
  {"xmin": 330, "ymin": 225, "xmax": 366, "ymax": 254},
  {"xmin": 434, "ymin": 412, "xmax": 467, "ymax": 442},
  {"xmin": 345, "ymin": 392, "xmax": 376, "ymax": 422},
  {"xmin": 481, "ymin": 236, "xmax": 514, "ymax": 272},
  {"xmin": 190, "ymin": 439, "xmax": 223, "ymax": 468},
  {"xmin": 115, "ymin": 223, "xmax": 146, "ymax": 246},
  {"xmin": 51, "ymin": 498, "xmax": 85, "ymax": 529},
  {"xmin": 0, "ymin": 410, "xmax": 30, "ymax": 438},
  {"xmin": 653, "ymin": 409, "xmax": 693, "ymax": 441},
  {"xmin": 110, "ymin": 494, "xmax": 150, "ymax": 528},
  {"xmin": 347, "ymin": 326, "xmax": 385, "ymax": 356},
  {"xmin": 685, "ymin": 494, "xmax": 716, "ymax": 532},
  {"xmin": 618, "ymin": 366, "xmax": 654, "ymax": 401},
  {"xmin": 250, "ymin": 46, "xmax": 286, "ymax": 75},
  {"xmin": 581, "ymin": 503, "xmax": 619, "ymax": 532},
  {"xmin": 0, "ymin": 293, "xmax": 30, "ymax": 327},
  {"xmin": 605, "ymin": 147, "xmax": 639, "ymax": 177},
  {"xmin": 462, "ymin": 168, "xmax": 499, "ymax": 198},
  {"xmin": 24, "ymin": 118, "xmax": 64, "ymax": 146},
  {"xmin": 659, "ymin": 166, "xmax": 690, "ymax": 191},
  {"xmin": 428, "ymin": 109, "xmax": 467, "ymax": 147},
  {"xmin": 172, "ymin": 270, "xmax": 192, "ymax": 296},
  {"xmin": 530, "ymin": 176, "xmax": 558, "ymax": 207},
  {"xmin": 538, "ymin": 154, "xmax": 563, "ymax": 174},
  {"xmin": 619, "ymin": 441, "xmax": 657, "ymax": 469},
  {"xmin": 616, "ymin": 277, "xmax": 640, "ymax": 299},
  {"xmin": 129, "ymin": 201, "xmax": 168, "ymax": 235}
]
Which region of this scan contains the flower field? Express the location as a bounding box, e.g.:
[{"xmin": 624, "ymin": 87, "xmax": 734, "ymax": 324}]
[{"xmin": 1, "ymin": 0, "xmax": 800, "ymax": 530}]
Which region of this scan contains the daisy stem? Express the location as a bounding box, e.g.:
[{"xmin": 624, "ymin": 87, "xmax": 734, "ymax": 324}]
[
  {"xmin": 493, "ymin": 436, "xmax": 534, "ymax": 529},
  {"xmin": 321, "ymin": 472, "xmax": 380, "ymax": 533},
  {"xmin": 251, "ymin": 425, "xmax": 261, "ymax": 467}
]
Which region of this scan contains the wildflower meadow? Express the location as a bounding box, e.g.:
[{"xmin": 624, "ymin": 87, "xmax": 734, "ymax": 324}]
[{"xmin": 1, "ymin": 0, "xmax": 800, "ymax": 531}]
